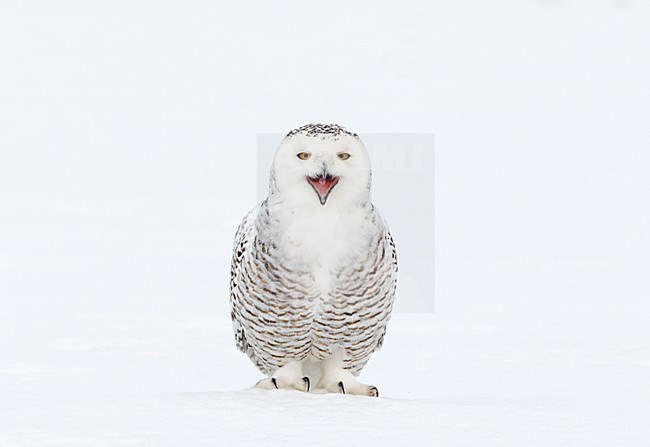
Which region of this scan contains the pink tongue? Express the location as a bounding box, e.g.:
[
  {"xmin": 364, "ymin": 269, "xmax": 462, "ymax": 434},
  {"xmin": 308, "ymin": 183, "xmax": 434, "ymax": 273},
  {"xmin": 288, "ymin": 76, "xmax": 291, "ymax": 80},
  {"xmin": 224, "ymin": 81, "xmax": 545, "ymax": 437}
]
[{"xmin": 314, "ymin": 178, "xmax": 334, "ymax": 196}]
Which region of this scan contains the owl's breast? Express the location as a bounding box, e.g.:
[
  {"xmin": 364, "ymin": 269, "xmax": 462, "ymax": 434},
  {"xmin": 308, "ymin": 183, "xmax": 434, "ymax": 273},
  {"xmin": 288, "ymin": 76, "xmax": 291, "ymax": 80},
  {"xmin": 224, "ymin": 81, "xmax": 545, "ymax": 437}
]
[{"xmin": 274, "ymin": 207, "xmax": 377, "ymax": 264}]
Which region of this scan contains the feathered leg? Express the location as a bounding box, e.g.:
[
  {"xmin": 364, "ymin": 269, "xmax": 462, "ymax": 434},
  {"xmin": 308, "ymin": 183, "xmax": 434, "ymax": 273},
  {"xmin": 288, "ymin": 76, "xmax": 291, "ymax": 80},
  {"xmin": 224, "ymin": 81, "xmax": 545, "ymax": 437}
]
[
  {"xmin": 255, "ymin": 360, "xmax": 310, "ymax": 392},
  {"xmin": 317, "ymin": 353, "xmax": 379, "ymax": 397}
]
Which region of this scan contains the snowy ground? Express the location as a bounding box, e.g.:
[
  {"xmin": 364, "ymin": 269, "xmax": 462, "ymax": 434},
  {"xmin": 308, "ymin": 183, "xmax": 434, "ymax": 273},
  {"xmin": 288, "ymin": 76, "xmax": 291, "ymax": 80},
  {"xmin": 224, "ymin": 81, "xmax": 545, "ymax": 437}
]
[
  {"xmin": 1, "ymin": 300, "xmax": 648, "ymax": 446},
  {"xmin": 2, "ymin": 1, "xmax": 650, "ymax": 446}
]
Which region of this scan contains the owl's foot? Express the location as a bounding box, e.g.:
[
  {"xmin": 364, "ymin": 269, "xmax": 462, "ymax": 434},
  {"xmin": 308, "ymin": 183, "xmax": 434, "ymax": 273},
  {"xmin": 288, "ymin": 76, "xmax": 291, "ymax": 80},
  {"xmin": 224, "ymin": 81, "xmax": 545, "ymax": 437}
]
[
  {"xmin": 337, "ymin": 380, "xmax": 379, "ymax": 397},
  {"xmin": 255, "ymin": 361, "xmax": 310, "ymax": 392},
  {"xmin": 319, "ymin": 366, "xmax": 379, "ymax": 397}
]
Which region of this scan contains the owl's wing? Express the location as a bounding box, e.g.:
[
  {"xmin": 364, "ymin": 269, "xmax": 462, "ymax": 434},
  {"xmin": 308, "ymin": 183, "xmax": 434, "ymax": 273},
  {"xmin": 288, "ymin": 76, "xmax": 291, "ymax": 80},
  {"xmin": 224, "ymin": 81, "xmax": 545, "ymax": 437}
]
[
  {"xmin": 373, "ymin": 226, "xmax": 398, "ymax": 350},
  {"xmin": 322, "ymin": 209, "xmax": 398, "ymax": 374},
  {"xmin": 229, "ymin": 202, "xmax": 317, "ymax": 375},
  {"xmin": 386, "ymin": 228, "xmax": 398, "ymax": 278},
  {"xmin": 229, "ymin": 205, "xmax": 259, "ymax": 357}
]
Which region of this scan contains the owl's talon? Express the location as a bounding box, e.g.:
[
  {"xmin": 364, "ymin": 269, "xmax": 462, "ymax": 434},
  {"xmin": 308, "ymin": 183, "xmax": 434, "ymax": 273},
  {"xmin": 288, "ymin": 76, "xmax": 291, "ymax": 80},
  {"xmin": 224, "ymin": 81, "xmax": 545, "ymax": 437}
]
[
  {"xmin": 271, "ymin": 378, "xmax": 278, "ymax": 389},
  {"xmin": 320, "ymin": 362, "xmax": 379, "ymax": 397},
  {"xmin": 302, "ymin": 376, "xmax": 310, "ymax": 392}
]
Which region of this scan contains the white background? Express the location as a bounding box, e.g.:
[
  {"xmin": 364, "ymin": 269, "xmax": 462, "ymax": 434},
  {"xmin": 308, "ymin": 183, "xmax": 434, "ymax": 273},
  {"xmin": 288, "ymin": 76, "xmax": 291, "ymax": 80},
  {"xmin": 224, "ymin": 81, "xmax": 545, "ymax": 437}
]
[{"xmin": 1, "ymin": 1, "xmax": 649, "ymax": 445}]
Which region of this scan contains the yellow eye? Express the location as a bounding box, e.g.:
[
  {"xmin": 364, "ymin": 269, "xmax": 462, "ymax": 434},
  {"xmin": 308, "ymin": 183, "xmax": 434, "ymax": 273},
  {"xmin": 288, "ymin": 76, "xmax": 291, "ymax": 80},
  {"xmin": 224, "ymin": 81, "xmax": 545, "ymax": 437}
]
[
  {"xmin": 338, "ymin": 152, "xmax": 351, "ymax": 160},
  {"xmin": 297, "ymin": 152, "xmax": 311, "ymax": 160}
]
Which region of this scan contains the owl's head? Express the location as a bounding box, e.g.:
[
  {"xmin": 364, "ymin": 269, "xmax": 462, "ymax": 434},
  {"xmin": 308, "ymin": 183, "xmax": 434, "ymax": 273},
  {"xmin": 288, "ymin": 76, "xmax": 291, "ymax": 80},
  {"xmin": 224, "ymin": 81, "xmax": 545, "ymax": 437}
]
[{"xmin": 270, "ymin": 124, "xmax": 371, "ymax": 207}]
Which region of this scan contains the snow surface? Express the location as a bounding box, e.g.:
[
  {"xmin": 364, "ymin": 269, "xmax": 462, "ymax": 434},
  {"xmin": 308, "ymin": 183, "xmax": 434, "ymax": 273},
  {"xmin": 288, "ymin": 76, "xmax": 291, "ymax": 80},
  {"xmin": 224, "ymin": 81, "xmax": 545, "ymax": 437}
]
[
  {"xmin": 1, "ymin": 307, "xmax": 648, "ymax": 446},
  {"xmin": 1, "ymin": 1, "xmax": 650, "ymax": 446}
]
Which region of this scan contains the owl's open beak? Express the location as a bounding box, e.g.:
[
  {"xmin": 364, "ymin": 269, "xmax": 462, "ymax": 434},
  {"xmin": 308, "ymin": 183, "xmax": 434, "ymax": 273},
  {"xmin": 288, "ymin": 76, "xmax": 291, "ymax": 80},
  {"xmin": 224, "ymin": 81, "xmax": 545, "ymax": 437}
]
[{"xmin": 307, "ymin": 174, "xmax": 339, "ymax": 205}]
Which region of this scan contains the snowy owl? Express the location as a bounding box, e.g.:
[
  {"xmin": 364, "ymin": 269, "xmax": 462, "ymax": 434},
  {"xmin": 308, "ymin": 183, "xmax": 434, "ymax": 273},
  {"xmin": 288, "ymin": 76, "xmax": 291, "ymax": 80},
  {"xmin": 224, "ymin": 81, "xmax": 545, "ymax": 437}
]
[{"xmin": 229, "ymin": 123, "xmax": 397, "ymax": 397}]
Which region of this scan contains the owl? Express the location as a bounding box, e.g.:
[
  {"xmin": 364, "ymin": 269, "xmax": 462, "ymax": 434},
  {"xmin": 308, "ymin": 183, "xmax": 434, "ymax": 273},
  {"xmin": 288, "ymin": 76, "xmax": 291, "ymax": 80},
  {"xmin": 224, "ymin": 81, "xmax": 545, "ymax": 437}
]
[{"xmin": 229, "ymin": 124, "xmax": 397, "ymax": 397}]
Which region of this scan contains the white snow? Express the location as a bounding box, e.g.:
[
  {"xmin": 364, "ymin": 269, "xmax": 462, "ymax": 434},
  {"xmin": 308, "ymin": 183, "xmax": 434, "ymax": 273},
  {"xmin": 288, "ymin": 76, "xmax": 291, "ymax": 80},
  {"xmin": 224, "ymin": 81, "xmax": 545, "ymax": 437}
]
[
  {"xmin": 1, "ymin": 307, "xmax": 648, "ymax": 445},
  {"xmin": 1, "ymin": 1, "xmax": 650, "ymax": 446}
]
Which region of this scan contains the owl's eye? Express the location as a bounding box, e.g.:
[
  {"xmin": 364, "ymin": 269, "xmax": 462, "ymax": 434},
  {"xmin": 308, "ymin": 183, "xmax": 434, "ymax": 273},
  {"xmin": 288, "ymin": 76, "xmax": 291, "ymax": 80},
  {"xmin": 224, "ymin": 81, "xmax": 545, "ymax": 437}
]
[
  {"xmin": 338, "ymin": 152, "xmax": 351, "ymax": 160},
  {"xmin": 297, "ymin": 152, "xmax": 311, "ymax": 160}
]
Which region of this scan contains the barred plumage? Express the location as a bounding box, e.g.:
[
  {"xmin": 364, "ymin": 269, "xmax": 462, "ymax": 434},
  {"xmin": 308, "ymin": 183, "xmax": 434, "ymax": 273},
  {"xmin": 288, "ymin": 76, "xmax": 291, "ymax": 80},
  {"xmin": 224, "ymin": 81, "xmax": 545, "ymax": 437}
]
[{"xmin": 229, "ymin": 124, "xmax": 397, "ymax": 395}]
